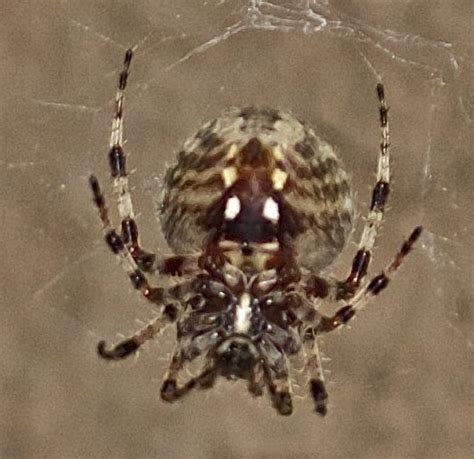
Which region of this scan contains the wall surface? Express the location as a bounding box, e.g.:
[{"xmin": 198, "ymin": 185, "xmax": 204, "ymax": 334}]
[{"xmin": 1, "ymin": 1, "xmax": 472, "ymax": 457}]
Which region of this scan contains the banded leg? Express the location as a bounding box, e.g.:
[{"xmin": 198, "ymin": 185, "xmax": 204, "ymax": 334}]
[
  {"xmin": 98, "ymin": 307, "xmax": 177, "ymax": 360},
  {"xmin": 161, "ymin": 351, "xmax": 218, "ymax": 402},
  {"xmin": 261, "ymin": 363, "xmax": 293, "ymax": 416},
  {"xmin": 318, "ymin": 226, "xmax": 423, "ymax": 333},
  {"xmin": 90, "ymin": 175, "xmax": 191, "ymax": 306},
  {"xmin": 248, "ymin": 366, "xmax": 265, "ymax": 397},
  {"xmin": 161, "ymin": 368, "xmax": 218, "ymax": 402},
  {"xmin": 304, "ymin": 337, "xmax": 329, "ymax": 416},
  {"xmin": 337, "ymin": 84, "xmax": 391, "ymax": 299},
  {"xmin": 107, "ymin": 47, "xmax": 155, "ymax": 271}
]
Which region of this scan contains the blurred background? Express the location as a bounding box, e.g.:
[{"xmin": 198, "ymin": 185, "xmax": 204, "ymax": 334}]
[{"xmin": 1, "ymin": 1, "xmax": 472, "ymax": 457}]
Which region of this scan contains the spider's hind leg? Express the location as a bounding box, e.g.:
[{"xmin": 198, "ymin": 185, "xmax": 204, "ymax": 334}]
[{"xmin": 336, "ymin": 84, "xmax": 391, "ymax": 300}]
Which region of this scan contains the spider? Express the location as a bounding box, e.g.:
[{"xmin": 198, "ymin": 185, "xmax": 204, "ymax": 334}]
[{"xmin": 90, "ymin": 48, "xmax": 422, "ymax": 416}]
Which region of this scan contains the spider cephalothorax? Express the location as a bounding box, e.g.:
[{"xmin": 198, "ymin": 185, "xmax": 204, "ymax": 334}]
[{"xmin": 90, "ymin": 48, "xmax": 422, "ymax": 416}]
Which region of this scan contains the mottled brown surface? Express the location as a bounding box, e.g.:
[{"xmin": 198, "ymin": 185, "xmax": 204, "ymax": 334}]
[{"xmin": 1, "ymin": 1, "xmax": 472, "ymax": 457}]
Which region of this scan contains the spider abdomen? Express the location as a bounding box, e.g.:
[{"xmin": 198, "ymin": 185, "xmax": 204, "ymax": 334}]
[{"xmin": 160, "ymin": 107, "xmax": 354, "ymax": 271}]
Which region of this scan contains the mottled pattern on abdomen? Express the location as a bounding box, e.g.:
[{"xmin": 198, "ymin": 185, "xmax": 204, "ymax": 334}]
[{"xmin": 159, "ymin": 107, "xmax": 354, "ymax": 271}]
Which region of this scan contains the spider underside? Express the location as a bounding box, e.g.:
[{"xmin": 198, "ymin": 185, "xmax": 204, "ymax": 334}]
[{"xmin": 90, "ymin": 48, "xmax": 422, "ymax": 416}]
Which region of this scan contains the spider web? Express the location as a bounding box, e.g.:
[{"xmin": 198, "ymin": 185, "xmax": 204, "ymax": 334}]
[{"xmin": 1, "ymin": 0, "xmax": 472, "ymax": 457}]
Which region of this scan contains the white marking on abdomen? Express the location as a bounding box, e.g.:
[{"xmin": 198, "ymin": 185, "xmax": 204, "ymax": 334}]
[
  {"xmin": 271, "ymin": 168, "xmax": 288, "ymax": 190},
  {"xmin": 224, "ymin": 195, "xmax": 241, "ymax": 220},
  {"xmin": 263, "ymin": 196, "xmax": 279, "ymax": 222},
  {"xmin": 222, "ymin": 166, "xmax": 238, "ymax": 188}
]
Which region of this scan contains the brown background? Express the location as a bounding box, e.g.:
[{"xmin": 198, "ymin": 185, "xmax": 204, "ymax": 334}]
[{"xmin": 1, "ymin": 1, "xmax": 473, "ymax": 457}]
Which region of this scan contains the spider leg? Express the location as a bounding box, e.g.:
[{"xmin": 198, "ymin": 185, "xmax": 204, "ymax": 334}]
[
  {"xmin": 317, "ymin": 226, "xmax": 422, "ymax": 333},
  {"xmin": 107, "ymin": 47, "xmax": 156, "ymax": 271},
  {"xmin": 160, "ymin": 351, "xmax": 218, "ymax": 402},
  {"xmin": 90, "ymin": 175, "xmax": 191, "ymax": 304},
  {"xmin": 90, "ymin": 174, "xmax": 193, "ymax": 361},
  {"xmin": 303, "ymin": 337, "xmax": 329, "ymax": 416},
  {"xmin": 97, "ymin": 307, "xmax": 177, "ymax": 360},
  {"xmin": 160, "ymin": 346, "xmax": 186, "ymax": 400},
  {"xmin": 261, "ymin": 363, "xmax": 293, "ymax": 416},
  {"xmin": 161, "ymin": 367, "xmax": 218, "ymax": 402},
  {"xmin": 336, "ymin": 84, "xmax": 391, "ymax": 300},
  {"xmin": 247, "ymin": 365, "xmax": 265, "ymax": 397}
]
